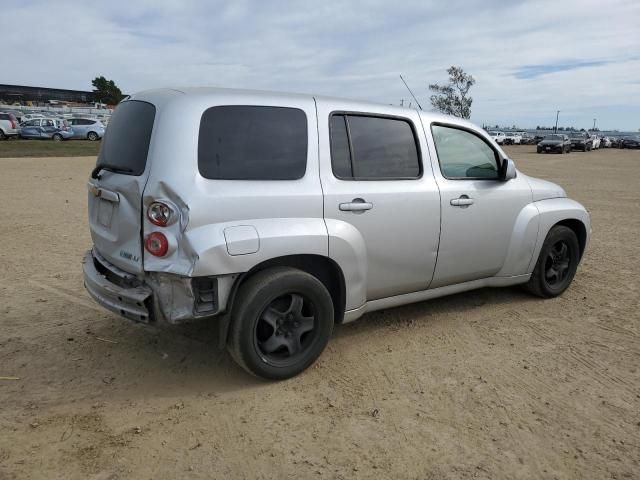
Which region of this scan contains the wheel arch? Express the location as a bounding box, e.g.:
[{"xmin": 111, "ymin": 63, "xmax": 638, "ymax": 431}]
[
  {"xmin": 526, "ymin": 198, "xmax": 591, "ymax": 274},
  {"xmin": 554, "ymin": 218, "xmax": 587, "ymax": 259},
  {"xmin": 218, "ymin": 254, "xmax": 347, "ymax": 348}
]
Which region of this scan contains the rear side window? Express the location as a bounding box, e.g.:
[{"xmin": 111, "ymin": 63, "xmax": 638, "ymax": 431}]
[
  {"xmin": 198, "ymin": 106, "xmax": 307, "ymax": 180},
  {"xmin": 329, "ymin": 114, "xmax": 421, "ymax": 179},
  {"xmin": 0, "ymin": 114, "xmax": 8, "ymax": 120},
  {"xmin": 96, "ymin": 101, "xmax": 155, "ymax": 176}
]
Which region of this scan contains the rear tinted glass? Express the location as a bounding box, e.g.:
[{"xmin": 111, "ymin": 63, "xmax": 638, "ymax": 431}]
[
  {"xmin": 329, "ymin": 115, "xmax": 352, "ymax": 178},
  {"xmin": 198, "ymin": 106, "xmax": 307, "ymax": 180},
  {"xmin": 96, "ymin": 101, "xmax": 155, "ymax": 176},
  {"xmin": 345, "ymin": 115, "xmax": 420, "ymax": 179}
]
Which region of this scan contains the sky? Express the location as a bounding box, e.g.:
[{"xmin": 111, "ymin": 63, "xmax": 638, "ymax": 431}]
[{"xmin": 3, "ymin": 0, "xmax": 640, "ymax": 131}]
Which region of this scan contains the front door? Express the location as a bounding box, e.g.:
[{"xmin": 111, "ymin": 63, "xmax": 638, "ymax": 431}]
[
  {"xmin": 428, "ymin": 123, "xmax": 532, "ymax": 288},
  {"xmin": 316, "ymin": 100, "xmax": 441, "ymax": 307}
]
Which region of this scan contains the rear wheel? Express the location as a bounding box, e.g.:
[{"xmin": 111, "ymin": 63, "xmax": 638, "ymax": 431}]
[
  {"xmin": 227, "ymin": 267, "xmax": 334, "ymax": 380},
  {"xmin": 87, "ymin": 131, "xmax": 99, "ymax": 141},
  {"xmin": 52, "ymin": 133, "xmax": 63, "ymax": 142},
  {"xmin": 524, "ymin": 225, "xmax": 580, "ymax": 298},
  {"xmin": 0, "ymin": 130, "xmax": 6, "ymax": 140}
]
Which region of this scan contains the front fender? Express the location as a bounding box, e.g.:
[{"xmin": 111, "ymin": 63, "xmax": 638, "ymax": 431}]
[
  {"xmin": 496, "ymin": 203, "xmax": 540, "ymax": 277},
  {"xmin": 526, "ymin": 198, "xmax": 591, "ymax": 273}
]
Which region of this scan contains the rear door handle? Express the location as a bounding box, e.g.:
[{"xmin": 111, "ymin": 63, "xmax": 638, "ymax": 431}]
[
  {"xmin": 339, "ymin": 198, "xmax": 373, "ymax": 212},
  {"xmin": 450, "ymin": 195, "xmax": 474, "ymax": 207}
]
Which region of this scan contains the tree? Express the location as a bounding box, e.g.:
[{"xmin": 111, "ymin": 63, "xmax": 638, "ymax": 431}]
[
  {"xmin": 429, "ymin": 66, "xmax": 475, "ymax": 119},
  {"xmin": 91, "ymin": 76, "xmax": 123, "ymax": 105}
]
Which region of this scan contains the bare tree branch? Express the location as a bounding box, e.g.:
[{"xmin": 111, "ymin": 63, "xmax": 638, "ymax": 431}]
[{"xmin": 429, "ymin": 66, "xmax": 475, "ymax": 119}]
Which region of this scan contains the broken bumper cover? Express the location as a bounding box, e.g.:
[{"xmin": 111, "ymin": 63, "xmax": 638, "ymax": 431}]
[{"xmin": 83, "ymin": 250, "xmax": 153, "ymax": 322}]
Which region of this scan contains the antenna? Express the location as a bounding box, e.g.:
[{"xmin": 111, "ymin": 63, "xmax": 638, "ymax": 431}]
[{"xmin": 399, "ymin": 74, "xmax": 423, "ymax": 111}]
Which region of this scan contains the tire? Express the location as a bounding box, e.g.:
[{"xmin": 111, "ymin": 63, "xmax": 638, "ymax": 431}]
[
  {"xmin": 87, "ymin": 131, "xmax": 99, "ymax": 141},
  {"xmin": 523, "ymin": 225, "xmax": 580, "ymax": 298},
  {"xmin": 52, "ymin": 134, "xmax": 63, "ymax": 142},
  {"xmin": 0, "ymin": 130, "xmax": 6, "ymax": 140},
  {"xmin": 227, "ymin": 267, "xmax": 334, "ymax": 380}
]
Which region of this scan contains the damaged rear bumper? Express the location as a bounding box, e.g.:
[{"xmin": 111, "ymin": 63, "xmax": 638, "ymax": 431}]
[
  {"xmin": 82, "ymin": 249, "xmax": 153, "ymax": 322},
  {"xmin": 83, "ymin": 249, "xmax": 236, "ymax": 325}
]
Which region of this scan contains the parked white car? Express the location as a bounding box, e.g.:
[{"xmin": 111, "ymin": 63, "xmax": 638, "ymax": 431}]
[
  {"xmin": 83, "ymin": 87, "xmax": 591, "ymax": 379},
  {"xmin": 590, "ymin": 134, "xmax": 601, "ymax": 149},
  {"xmin": 504, "ymin": 132, "xmax": 523, "ymax": 145},
  {"xmin": 489, "ymin": 131, "xmax": 506, "ymax": 145}
]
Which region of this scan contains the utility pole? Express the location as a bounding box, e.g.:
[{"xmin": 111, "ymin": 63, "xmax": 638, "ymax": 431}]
[
  {"xmin": 554, "ymin": 110, "xmax": 560, "ymax": 133},
  {"xmin": 593, "ymin": 118, "xmax": 597, "ymax": 130}
]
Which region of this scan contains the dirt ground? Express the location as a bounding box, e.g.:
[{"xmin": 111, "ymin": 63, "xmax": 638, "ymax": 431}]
[{"xmin": 0, "ymin": 146, "xmax": 638, "ymax": 479}]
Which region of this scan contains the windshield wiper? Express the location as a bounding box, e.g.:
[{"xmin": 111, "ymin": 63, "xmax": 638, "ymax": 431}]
[{"xmin": 91, "ymin": 164, "xmax": 134, "ymax": 179}]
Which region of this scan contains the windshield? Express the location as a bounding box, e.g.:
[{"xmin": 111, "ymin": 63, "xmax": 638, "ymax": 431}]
[{"xmin": 95, "ymin": 100, "xmax": 155, "ymax": 176}]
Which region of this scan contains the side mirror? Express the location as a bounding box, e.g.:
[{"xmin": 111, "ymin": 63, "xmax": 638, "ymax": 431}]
[{"xmin": 501, "ymin": 158, "xmax": 517, "ymax": 181}]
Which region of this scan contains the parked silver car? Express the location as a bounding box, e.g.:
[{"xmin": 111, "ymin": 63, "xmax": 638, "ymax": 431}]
[
  {"xmin": 68, "ymin": 118, "xmax": 105, "ymax": 140},
  {"xmin": 83, "ymin": 88, "xmax": 591, "ymax": 379},
  {"xmin": 0, "ymin": 111, "xmax": 20, "ymax": 139}
]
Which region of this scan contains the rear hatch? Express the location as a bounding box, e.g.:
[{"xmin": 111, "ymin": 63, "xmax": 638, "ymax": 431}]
[{"xmin": 88, "ymin": 100, "xmax": 156, "ymax": 274}]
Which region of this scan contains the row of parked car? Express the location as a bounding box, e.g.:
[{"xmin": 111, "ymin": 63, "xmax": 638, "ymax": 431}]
[
  {"xmin": 489, "ymin": 131, "xmax": 538, "ymax": 145},
  {"xmin": 489, "ymin": 129, "xmax": 640, "ymax": 151},
  {"xmin": 535, "ymin": 132, "xmax": 640, "ymax": 153},
  {"xmin": 0, "ymin": 111, "xmax": 105, "ymax": 141}
]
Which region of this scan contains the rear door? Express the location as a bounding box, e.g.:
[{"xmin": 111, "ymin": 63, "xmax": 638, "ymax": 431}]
[
  {"xmin": 41, "ymin": 119, "xmax": 56, "ymax": 137},
  {"xmin": 317, "ymin": 100, "xmax": 441, "ymax": 303},
  {"xmin": 88, "ymin": 100, "xmax": 156, "ymax": 273}
]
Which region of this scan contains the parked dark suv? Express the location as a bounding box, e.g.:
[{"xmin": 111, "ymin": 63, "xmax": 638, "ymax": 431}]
[
  {"xmin": 569, "ymin": 132, "xmax": 593, "ymax": 152},
  {"xmin": 620, "ymin": 136, "xmax": 640, "ymax": 149}
]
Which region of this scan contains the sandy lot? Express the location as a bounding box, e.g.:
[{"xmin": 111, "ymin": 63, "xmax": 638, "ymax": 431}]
[{"xmin": 0, "ymin": 146, "xmax": 639, "ymax": 479}]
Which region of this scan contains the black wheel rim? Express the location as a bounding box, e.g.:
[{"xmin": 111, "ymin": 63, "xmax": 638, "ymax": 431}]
[
  {"xmin": 544, "ymin": 240, "xmax": 571, "ymax": 287},
  {"xmin": 254, "ymin": 293, "xmax": 316, "ymax": 365}
]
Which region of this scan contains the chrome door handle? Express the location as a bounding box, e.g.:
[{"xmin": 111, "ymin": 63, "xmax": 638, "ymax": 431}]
[
  {"xmin": 339, "ymin": 198, "xmax": 373, "ymax": 212},
  {"xmin": 450, "ymin": 195, "xmax": 474, "ymax": 207}
]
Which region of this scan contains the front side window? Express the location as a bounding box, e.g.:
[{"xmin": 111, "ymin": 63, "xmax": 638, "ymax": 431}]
[
  {"xmin": 329, "ymin": 114, "xmax": 420, "ymax": 179},
  {"xmin": 431, "ymin": 125, "xmax": 499, "ymax": 179},
  {"xmin": 198, "ymin": 106, "xmax": 307, "ymax": 180}
]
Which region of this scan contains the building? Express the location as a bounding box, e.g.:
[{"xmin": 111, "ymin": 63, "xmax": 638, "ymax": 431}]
[{"xmin": 0, "ymin": 84, "xmax": 95, "ymax": 105}]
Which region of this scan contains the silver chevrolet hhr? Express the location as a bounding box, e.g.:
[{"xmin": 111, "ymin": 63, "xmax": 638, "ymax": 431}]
[{"xmin": 83, "ymin": 87, "xmax": 591, "ymax": 379}]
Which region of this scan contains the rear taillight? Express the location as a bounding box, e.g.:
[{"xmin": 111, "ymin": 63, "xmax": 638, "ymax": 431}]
[
  {"xmin": 145, "ymin": 232, "xmax": 169, "ymax": 257},
  {"xmin": 147, "ymin": 202, "xmax": 172, "ymax": 226},
  {"xmin": 10, "ymin": 118, "xmax": 16, "ymax": 129}
]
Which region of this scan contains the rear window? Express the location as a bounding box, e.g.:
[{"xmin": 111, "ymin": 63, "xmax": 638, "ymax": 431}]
[
  {"xmin": 198, "ymin": 106, "xmax": 307, "ymax": 180},
  {"xmin": 329, "ymin": 114, "xmax": 421, "ymax": 179},
  {"xmin": 96, "ymin": 101, "xmax": 155, "ymax": 176}
]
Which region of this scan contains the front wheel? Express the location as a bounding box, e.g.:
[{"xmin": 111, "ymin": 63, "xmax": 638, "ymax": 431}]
[
  {"xmin": 87, "ymin": 131, "xmax": 99, "ymax": 141},
  {"xmin": 52, "ymin": 134, "xmax": 63, "ymax": 142},
  {"xmin": 524, "ymin": 225, "xmax": 580, "ymax": 298},
  {"xmin": 227, "ymin": 267, "xmax": 334, "ymax": 380}
]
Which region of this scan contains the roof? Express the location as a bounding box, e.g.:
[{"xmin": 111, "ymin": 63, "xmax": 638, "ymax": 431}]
[{"xmin": 128, "ymin": 86, "xmax": 468, "ymax": 126}]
